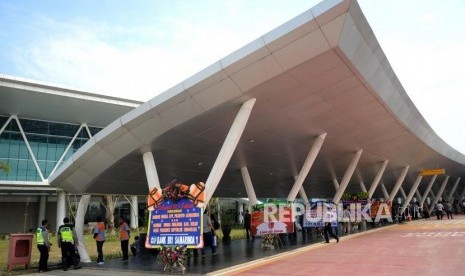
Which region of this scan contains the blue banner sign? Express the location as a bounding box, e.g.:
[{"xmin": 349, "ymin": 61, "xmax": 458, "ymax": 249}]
[
  {"xmin": 146, "ymin": 198, "xmax": 202, "ymax": 248},
  {"xmin": 303, "ymin": 201, "xmax": 338, "ymax": 227}
]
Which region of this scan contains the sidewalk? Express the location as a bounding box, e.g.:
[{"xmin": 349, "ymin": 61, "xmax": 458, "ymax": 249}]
[
  {"xmin": 21, "ymin": 216, "xmax": 465, "ymax": 276},
  {"xmin": 214, "ymin": 216, "xmax": 465, "ymax": 275}
]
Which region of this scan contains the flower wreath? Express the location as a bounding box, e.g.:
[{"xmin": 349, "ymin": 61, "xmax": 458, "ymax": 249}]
[
  {"xmin": 147, "ymin": 180, "xmax": 206, "ymax": 211},
  {"xmin": 161, "ymin": 179, "xmax": 190, "ymax": 202},
  {"xmin": 158, "ymin": 245, "xmax": 188, "ymax": 273}
]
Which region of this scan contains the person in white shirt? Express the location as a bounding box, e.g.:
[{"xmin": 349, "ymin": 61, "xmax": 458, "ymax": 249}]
[{"xmin": 435, "ymin": 202, "xmax": 444, "ymax": 220}]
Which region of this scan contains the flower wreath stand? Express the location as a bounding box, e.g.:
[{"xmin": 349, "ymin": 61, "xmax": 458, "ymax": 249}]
[
  {"xmin": 147, "ymin": 180, "xmax": 206, "ymax": 275},
  {"xmin": 261, "ymin": 234, "xmax": 283, "ymax": 249},
  {"xmin": 158, "ymin": 245, "xmax": 188, "ymax": 274}
]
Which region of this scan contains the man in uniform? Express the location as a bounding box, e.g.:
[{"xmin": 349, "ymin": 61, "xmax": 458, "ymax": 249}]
[
  {"xmin": 57, "ymin": 217, "xmax": 81, "ymax": 271},
  {"xmin": 36, "ymin": 219, "xmax": 51, "ymax": 272}
]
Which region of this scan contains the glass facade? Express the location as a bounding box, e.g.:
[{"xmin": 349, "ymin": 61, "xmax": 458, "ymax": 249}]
[{"xmin": 0, "ymin": 115, "xmax": 102, "ymax": 181}]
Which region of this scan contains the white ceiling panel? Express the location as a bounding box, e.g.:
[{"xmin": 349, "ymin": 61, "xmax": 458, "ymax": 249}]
[
  {"xmin": 230, "ymin": 54, "xmax": 283, "ymax": 91},
  {"xmin": 273, "ymin": 29, "xmax": 330, "ymax": 71}
]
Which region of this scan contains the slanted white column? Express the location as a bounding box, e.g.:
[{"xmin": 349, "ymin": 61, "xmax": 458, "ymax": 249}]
[
  {"xmin": 388, "ymin": 166, "xmax": 410, "ymax": 202},
  {"xmin": 130, "ymin": 196, "xmax": 139, "ymax": 229},
  {"xmin": 429, "ymin": 190, "xmax": 436, "ymax": 202},
  {"xmin": 380, "ymin": 183, "xmax": 389, "ymax": 199},
  {"xmin": 333, "ymin": 150, "xmax": 363, "ymax": 204},
  {"xmin": 400, "ymin": 174, "xmax": 423, "ymax": 213},
  {"xmin": 241, "ymin": 167, "xmax": 258, "ymax": 207},
  {"xmin": 287, "ymin": 133, "xmax": 327, "ymax": 201},
  {"xmin": 415, "ymin": 190, "xmax": 423, "ymax": 205},
  {"xmin": 75, "ymin": 195, "xmax": 91, "ymax": 263},
  {"xmin": 205, "ymin": 98, "xmax": 256, "ymax": 203},
  {"xmin": 332, "ymin": 179, "xmax": 340, "ymax": 191},
  {"xmin": 431, "ymin": 176, "xmax": 450, "ymax": 209},
  {"xmin": 56, "ymin": 190, "xmax": 66, "ymax": 232},
  {"xmin": 238, "ymin": 203, "xmax": 244, "ymax": 223},
  {"xmin": 367, "ymin": 160, "xmax": 389, "ymax": 199},
  {"xmin": 299, "ymin": 187, "xmax": 310, "ymax": 205},
  {"xmin": 142, "ymin": 151, "xmax": 161, "ymax": 190},
  {"xmin": 293, "ymin": 175, "xmax": 310, "ymax": 205},
  {"xmin": 448, "ymin": 178, "xmax": 461, "ymax": 201},
  {"xmin": 359, "ymin": 181, "xmax": 367, "ymax": 193},
  {"xmin": 38, "ymin": 196, "xmax": 47, "ymax": 226},
  {"xmin": 399, "ymin": 187, "xmax": 407, "ymax": 200},
  {"xmin": 459, "ymin": 184, "xmax": 465, "ymax": 201},
  {"xmin": 420, "ymin": 175, "xmax": 437, "ymax": 207}
]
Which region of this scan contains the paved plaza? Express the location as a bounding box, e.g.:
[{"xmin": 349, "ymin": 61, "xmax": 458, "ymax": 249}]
[{"xmin": 21, "ymin": 216, "xmax": 465, "ymax": 276}]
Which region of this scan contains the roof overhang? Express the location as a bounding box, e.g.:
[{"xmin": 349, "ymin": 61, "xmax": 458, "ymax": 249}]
[
  {"xmin": 49, "ymin": 0, "xmax": 465, "ymax": 199},
  {"xmin": 0, "ymin": 75, "xmax": 141, "ymax": 127}
]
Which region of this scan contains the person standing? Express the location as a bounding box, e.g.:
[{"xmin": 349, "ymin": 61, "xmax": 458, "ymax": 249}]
[
  {"xmin": 201, "ymin": 209, "xmax": 217, "ymax": 257},
  {"xmin": 323, "ymin": 221, "xmax": 339, "ymax": 243},
  {"xmin": 342, "ymin": 206, "xmax": 351, "ymax": 235},
  {"xmin": 435, "ymin": 202, "xmax": 444, "ymax": 220},
  {"xmin": 445, "ymin": 201, "xmax": 454, "ymax": 219},
  {"xmin": 36, "ymin": 219, "xmax": 51, "ymax": 273},
  {"xmin": 57, "ymin": 217, "xmax": 80, "ymax": 271},
  {"xmin": 244, "ymin": 210, "xmax": 252, "ymax": 240},
  {"xmin": 93, "ymin": 216, "xmax": 106, "ymax": 265},
  {"xmin": 119, "ymin": 217, "xmax": 130, "ymax": 262}
]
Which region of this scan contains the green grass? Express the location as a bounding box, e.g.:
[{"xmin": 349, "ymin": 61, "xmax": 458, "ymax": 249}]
[{"xmin": 1, "ymin": 228, "xmax": 248, "ymax": 274}]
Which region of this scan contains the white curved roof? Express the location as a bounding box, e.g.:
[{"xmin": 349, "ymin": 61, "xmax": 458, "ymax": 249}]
[
  {"xmin": 0, "ymin": 74, "xmax": 141, "ymax": 127},
  {"xmin": 49, "ymin": 0, "xmax": 465, "ymax": 198}
]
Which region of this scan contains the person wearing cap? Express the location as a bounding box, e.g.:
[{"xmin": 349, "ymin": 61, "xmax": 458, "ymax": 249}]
[
  {"xmin": 36, "ymin": 219, "xmax": 51, "ymax": 272},
  {"xmin": 57, "ymin": 217, "xmax": 81, "ymax": 271}
]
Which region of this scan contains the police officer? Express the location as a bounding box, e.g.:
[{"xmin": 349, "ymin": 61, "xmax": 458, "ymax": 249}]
[
  {"xmin": 57, "ymin": 217, "xmax": 81, "ymax": 271},
  {"xmin": 36, "ymin": 219, "xmax": 51, "ymax": 272}
]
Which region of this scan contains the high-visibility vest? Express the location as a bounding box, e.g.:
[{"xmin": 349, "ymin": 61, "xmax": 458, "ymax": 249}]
[
  {"xmin": 36, "ymin": 227, "xmax": 45, "ymax": 245},
  {"xmin": 60, "ymin": 226, "xmax": 74, "ymax": 243}
]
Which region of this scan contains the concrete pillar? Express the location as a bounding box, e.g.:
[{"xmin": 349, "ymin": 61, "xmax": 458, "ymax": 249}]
[
  {"xmin": 241, "ymin": 166, "xmax": 258, "ymax": 207},
  {"xmin": 332, "ymin": 178, "xmax": 340, "ymax": 191},
  {"xmin": 388, "ymin": 166, "xmax": 410, "ymax": 202},
  {"xmin": 359, "ymin": 181, "xmax": 367, "ymax": 193},
  {"xmin": 75, "ymin": 195, "xmax": 91, "ymax": 263},
  {"xmin": 333, "ymin": 149, "xmax": 363, "ymax": 204},
  {"xmin": 38, "ymin": 196, "xmax": 47, "ymax": 226},
  {"xmin": 130, "ymin": 196, "xmax": 139, "ymax": 229},
  {"xmin": 431, "ymin": 176, "xmax": 450, "ymax": 208},
  {"xmin": 56, "ymin": 190, "xmax": 66, "ymax": 231},
  {"xmin": 399, "ymin": 187, "xmax": 407, "ymax": 200},
  {"xmin": 415, "ymin": 190, "xmax": 423, "ymax": 205},
  {"xmin": 142, "ymin": 151, "xmax": 161, "ymax": 190},
  {"xmin": 400, "ymin": 174, "xmax": 423, "ymax": 213},
  {"xmin": 381, "ymin": 183, "xmax": 389, "ymax": 199},
  {"xmin": 205, "ymin": 98, "xmax": 256, "ymax": 203},
  {"xmin": 429, "ymin": 190, "xmax": 436, "ymax": 202},
  {"xmin": 287, "ymin": 133, "xmax": 326, "ymax": 201},
  {"xmin": 238, "ymin": 202, "xmax": 244, "ymax": 224},
  {"xmin": 448, "ymin": 178, "xmax": 461, "ymax": 201},
  {"xmin": 293, "ymin": 175, "xmax": 310, "ymax": 205},
  {"xmin": 367, "ymin": 160, "xmax": 389, "ymax": 199},
  {"xmin": 299, "ymin": 187, "xmax": 310, "ymax": 205},
  {"xmin": 459, "ymin": 184, "xmax": 465, "ymax": 201}
]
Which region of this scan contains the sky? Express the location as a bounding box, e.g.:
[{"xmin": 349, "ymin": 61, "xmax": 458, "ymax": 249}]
[{"xmin": 0, "ymin": 0, "xmax": 464, "ymax": 154}]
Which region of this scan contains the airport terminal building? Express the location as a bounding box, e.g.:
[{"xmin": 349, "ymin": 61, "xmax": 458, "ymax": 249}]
[
  {"xmin": 2, "ymin": 0, "xmax": 465, "ymax": 239},
  {"xmin": 0, "ymin": 76, "xmax": 142, "ymax": 233}
]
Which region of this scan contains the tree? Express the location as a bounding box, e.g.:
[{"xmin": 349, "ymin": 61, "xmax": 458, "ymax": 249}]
[
  {"xmin": 104, "ymin": 195, "xmax": 119, "ymax": 236},
  {"xmin": 0, "ymin": 162, "xmax": 10, "ymax": 175}
]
